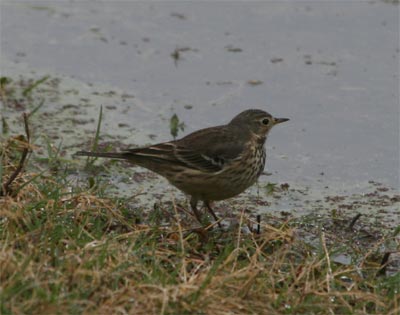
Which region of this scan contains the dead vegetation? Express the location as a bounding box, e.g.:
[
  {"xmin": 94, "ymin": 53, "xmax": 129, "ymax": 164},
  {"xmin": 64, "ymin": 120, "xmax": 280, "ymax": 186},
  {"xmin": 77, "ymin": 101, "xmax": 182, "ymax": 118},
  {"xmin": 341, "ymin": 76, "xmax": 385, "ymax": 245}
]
[{"xmin": 0, "ymin": 125, "xmax": 399, "ymax": 315}]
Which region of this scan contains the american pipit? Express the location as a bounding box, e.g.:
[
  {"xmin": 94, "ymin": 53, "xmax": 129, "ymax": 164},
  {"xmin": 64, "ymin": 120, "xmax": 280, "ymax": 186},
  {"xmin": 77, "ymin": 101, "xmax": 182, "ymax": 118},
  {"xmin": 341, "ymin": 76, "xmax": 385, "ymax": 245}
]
[{"xmin": 75, "ymin": 109, "xmax": 289, "ymax": 226}]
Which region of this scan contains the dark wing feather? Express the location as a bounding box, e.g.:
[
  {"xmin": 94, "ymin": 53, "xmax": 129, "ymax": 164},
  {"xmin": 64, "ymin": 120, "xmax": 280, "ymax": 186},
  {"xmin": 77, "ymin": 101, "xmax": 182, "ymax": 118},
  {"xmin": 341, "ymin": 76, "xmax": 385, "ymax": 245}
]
[
  {"xmin": 123, "ymin": 125, "xmax": 247, "ymax": 173},
  {"xmin": 174, "ymin": 125, "xmax": 246, "ymax": 172}
]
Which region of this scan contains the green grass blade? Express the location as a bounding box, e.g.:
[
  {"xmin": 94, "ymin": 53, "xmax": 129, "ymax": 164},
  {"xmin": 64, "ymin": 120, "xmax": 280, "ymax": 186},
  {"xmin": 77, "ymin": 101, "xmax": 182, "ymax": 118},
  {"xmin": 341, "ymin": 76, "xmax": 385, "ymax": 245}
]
[
  {"xmin": 22, "ymin": 76, "xmax": 49, "ymax": 97},
  {"xmin": 86, "ymin": 105, "xmax": 103, "ymax": 167}
]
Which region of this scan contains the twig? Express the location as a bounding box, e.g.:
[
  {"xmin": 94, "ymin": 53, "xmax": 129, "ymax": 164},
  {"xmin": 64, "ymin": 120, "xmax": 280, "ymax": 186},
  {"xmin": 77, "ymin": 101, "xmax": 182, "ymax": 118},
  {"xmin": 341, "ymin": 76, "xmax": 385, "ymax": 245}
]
[
  {"xmin": 256, "ymin": 214, "xmax": 261, "ymax": 234},
  {"xmin": 376, "ymin": 252, "xmax": 391, "ymax": 277},
  {"xmin": 349, "ymin": 213, "xmax": 362, "ymax": 230},
  {"xmin": 1, "ymin": 113, "xmax": 31, "ymax": 196}
]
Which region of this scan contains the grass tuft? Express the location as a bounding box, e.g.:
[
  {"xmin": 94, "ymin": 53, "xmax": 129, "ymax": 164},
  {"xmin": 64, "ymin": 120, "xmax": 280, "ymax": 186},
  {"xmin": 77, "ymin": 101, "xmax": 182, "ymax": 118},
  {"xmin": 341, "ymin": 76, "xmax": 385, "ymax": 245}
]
[{"xmin": 0, "ymin": 148, "xmax": 398, "ymax": 314}]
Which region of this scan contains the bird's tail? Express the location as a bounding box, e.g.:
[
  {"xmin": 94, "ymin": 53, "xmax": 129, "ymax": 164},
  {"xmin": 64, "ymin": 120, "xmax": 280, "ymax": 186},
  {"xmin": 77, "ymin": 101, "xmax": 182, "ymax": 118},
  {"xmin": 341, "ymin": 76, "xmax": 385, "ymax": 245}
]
[{"xmin": 74, "ymin": 151, "xmax": 127, "ymax": 159}]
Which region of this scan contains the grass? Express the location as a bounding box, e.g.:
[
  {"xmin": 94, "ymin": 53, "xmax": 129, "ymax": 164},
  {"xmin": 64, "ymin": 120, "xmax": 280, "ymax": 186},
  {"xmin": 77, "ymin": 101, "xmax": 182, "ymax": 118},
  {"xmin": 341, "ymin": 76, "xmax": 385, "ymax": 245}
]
[
  {"xmin": 1, "ymin": 143, "xmax": 399, "ymax": 315},
  {"xmin": 0, "ymin": 76, "xmax": 399, "ymax": 314},
  {"xmin": 83, "ymin": 105, "xmax": 103, "ymax": 169}
]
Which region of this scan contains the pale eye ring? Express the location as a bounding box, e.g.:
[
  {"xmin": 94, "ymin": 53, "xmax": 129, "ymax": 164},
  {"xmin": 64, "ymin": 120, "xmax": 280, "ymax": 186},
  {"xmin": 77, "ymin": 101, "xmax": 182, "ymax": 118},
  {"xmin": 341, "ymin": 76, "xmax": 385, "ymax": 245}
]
[{"xmin": 262, "ymin": 118, "xmax": 270, "ymax": 125}]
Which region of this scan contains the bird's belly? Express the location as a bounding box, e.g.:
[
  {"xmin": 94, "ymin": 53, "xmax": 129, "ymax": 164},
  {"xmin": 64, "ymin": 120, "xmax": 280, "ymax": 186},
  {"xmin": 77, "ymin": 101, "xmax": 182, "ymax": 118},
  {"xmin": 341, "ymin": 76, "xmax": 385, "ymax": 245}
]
[
  {"xmin": 171, "ymin": 176, "xmax": 255, "ymax": 201},
  {"xmin": 170, "ymin": 158, "xmax": 264, "ymax": 201}
]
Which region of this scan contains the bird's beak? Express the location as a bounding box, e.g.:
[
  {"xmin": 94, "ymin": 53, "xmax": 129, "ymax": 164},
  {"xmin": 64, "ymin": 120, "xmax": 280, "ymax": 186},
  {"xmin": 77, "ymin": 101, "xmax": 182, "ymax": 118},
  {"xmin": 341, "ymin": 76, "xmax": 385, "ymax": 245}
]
[{"xmin": 274, "ymin": 117, "xmax": 290, "ymax": 124}]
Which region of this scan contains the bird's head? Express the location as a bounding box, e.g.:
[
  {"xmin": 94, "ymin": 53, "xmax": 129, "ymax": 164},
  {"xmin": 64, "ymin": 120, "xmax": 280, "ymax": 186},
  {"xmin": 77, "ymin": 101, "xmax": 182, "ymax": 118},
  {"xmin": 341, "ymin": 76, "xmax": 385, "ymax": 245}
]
[{"xmin": 229, "ymin": 109, "xmax": 289, "ymax": 138}]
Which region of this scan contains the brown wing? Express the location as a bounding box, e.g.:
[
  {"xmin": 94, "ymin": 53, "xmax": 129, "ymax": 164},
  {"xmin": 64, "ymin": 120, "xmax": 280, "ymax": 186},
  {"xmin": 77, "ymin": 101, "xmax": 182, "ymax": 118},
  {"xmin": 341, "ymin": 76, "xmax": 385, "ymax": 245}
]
[{"xmin": 124, "ymin": 125, "xmax": 247, "ymax": 173}]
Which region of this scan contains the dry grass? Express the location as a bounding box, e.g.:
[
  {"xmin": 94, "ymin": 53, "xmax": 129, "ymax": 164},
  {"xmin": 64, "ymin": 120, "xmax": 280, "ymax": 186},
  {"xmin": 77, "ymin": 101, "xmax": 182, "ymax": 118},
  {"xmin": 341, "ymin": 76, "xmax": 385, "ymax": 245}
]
[{"xmin": 0, "ymin": 140, "xmax": 399, "ymax": 315}]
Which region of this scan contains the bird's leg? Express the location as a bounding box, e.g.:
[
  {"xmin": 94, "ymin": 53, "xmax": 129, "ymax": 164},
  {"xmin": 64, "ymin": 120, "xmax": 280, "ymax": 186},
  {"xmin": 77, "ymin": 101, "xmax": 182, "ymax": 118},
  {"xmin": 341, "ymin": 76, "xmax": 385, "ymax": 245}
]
[
  {"xmin": 190, "ymin": 198, "xmax": 204, "ymax": 225},
  {"xmin": 204, "ymin": 201, "xmax": 222, "ymax": 228}
]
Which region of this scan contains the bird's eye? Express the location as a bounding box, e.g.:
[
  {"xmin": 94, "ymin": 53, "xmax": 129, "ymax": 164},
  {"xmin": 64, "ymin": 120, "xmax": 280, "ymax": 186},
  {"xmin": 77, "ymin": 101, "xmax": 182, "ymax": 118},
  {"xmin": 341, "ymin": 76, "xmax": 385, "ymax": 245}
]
[{"xmin": 261, "ymin": 118, "xmax": 270, "ymax": 125}]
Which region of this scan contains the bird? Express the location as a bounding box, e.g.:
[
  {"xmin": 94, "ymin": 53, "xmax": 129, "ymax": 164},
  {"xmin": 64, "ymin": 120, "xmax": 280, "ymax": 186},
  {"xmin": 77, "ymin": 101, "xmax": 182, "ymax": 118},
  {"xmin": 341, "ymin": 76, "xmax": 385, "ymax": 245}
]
[{"xmin": 75, "ymin": 109, "xmax": 289, "ymax": 227}]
